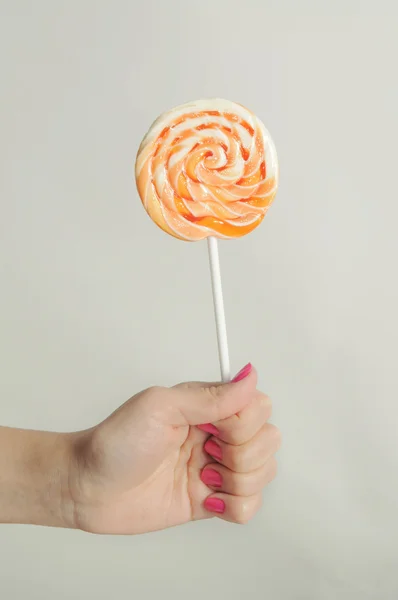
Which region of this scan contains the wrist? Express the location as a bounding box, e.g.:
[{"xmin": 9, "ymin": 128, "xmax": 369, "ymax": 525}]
[
  {"xmin": 47, "ymin": 431, "xmax": 79, "ymax": 529},
  {"xmin": 0, "ymin": 427, "xmax": 77, "ymax": 529},
  {"xmin": 66, "ymin": 427, "xmax": 111, "ymax": 533}
]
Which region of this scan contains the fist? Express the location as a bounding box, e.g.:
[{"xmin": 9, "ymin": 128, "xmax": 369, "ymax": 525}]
[{"xmin": 69, "ymin": 364, "xmax": 281, "ymax": 535}]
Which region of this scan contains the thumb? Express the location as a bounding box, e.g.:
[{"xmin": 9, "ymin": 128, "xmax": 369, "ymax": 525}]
[{"xmin": 170, "ymin": 364, "xmax": 257, "ymax": 427}]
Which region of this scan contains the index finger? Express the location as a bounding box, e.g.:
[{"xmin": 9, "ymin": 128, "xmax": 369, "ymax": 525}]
[{"xmin": 213, "ymin": 391, "xmax": 272, "ymax": 445}]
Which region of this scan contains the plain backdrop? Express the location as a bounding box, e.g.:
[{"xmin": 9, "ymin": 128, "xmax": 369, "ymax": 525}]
[{"xmin": 0, "ymin": 1, "xmax": 397, "ymax": 598}]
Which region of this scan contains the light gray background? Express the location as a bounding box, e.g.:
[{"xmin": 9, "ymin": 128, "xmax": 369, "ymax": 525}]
[{"xmin": 0, "ymin": 1, "xmax": 397, "ymax": 598}]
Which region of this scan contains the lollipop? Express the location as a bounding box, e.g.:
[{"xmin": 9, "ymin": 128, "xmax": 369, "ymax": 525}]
[{"xmin": 135, "ymin": 98, "xmax": 278, "ymax": 380}]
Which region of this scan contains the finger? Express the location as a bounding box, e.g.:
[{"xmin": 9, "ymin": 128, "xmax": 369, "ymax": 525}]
[
  {"xmin": 203, "ymin": 492, "xmax": 262, "ymax": 524},
  {"xmin": 215, "ymin": 391, "xmax": 272, "ymax": 445},
  {"xmin": 169, "ymin": 367, "xmax": 258, "ymax": 427},
  {"xmin": 204, "ymin": 423, "xmax": 281, "ymax": 473},
  {"xmin": 201, "ymin": 457, "xmax": 277, "ymax": 496}
]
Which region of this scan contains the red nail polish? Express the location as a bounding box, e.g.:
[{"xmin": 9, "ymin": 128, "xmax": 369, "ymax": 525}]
[
  {"xmin": 204, "ymin": 439, "xmax": 222, "ymax": 461},
  {"xmin": 232, "ymin": 363, "xmax": 252, "ymax": 383},
  {"xmin": 201, "ymin": 468, "xmax": 222, "ymax": 487},
  {"xmin": 204, "ymin": 497, "xmax": 225, "ymax": 514},
  {"xmin": 197, "ymin": 423, "xmax": 220, "ymax": 436}
]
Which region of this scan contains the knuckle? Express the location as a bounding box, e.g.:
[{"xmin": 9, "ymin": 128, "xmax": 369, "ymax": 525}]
[
  {"xmin": 204, "ymin": 385, "xmax": 223, "ymax": 401},
  {"xmin": 261, "ymin": 395, "xmax": 273, "ymax": 420},
  {"xmin": 143, "ymin": 386, "xmax": 165, "ymax": 406},
  {"xmin": 267, "ymin": 424, "xmax": 282, "ymax": 449},
  {"xmin": 229, "ymin": 471, "xmax": 248, "ymax": 495},
  {"xmin": 233, "ymin": 496, "xmax": 262, "ymax": 524},
  {"xmin": 235, "ymin": 514, "xmax": 251, "ymax": 525},
  {"xmin": 225, "ymin": 421, "xmax": 248, "ymax": 445},
  {"xmin": 228, "ymin": 445, "xmax": 251, "ymax": 472},
  {"xmin": 140, "ymin": 386, "xmax": 171, "ymax": 418},
  {"xmin": 146, "ymin": 385, "xmax": 164, "ymax": 397},
  {"xmin": 239, "ymin": 472, "xmax": 261, "ymax": 496},
  {"xmin": 267, "ymin": 457, "xmax": 278, "ymax": 482},
  {"xmin": 229, "ymin": 397, "xmax": 272, "ymax": 442},
  {"xmin": 259, "ymin": 392, "xmax": 272, "ymax": 409},
  {"xmin": 235, "ymin": 505, "xmax": 251, "ymax": 525}
]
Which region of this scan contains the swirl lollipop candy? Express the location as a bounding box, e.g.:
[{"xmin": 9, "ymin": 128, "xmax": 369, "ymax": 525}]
[{"xmin": 135, "ymin": 99, "xmax": 278, "ymax": 380}]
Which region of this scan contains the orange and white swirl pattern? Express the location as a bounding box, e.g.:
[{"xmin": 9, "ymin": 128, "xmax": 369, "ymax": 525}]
[{"xmin": 135, "ymin": 99, "xmax": 278, "ymax": 241}]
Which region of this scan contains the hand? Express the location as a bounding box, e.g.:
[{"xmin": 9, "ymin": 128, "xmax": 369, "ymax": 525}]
[{"xmin": 70, "ymin": 364, "xmax": 281, "ymax": 534}]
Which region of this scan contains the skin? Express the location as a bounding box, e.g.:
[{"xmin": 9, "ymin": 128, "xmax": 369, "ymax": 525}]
[{"xmin": 0, "ymin": 367, "xmax": 281, "ymax": 534}]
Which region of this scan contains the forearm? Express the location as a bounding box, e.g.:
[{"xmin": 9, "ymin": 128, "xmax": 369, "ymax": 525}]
[{"xmin": 0, "ymin": 426, "xmax": 76, "ymax": 528}]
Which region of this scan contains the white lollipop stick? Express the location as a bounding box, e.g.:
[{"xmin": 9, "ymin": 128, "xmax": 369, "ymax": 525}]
[{"xmin": 207, "ymin": 236, "xmax": 231, "ymax": 382}]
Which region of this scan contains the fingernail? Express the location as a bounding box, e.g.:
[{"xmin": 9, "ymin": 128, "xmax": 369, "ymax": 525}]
[
  {"xmin": 197, "ymin": 423, "xmax": 220, "ymax": 436},
  {"xmin": 204, "ymin": 439, "xmax": 222, "ymax": 461},
  {"xmin": 204, "ymin": 497, "xmax": 225, "ymax": 514},
  {"xmin": 201, "ymin": 468, "xmax": 222, "ymax": 487},
  {"xmin": 232, "ymin": 363, "xmax": 252, "ymax": 383}
]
